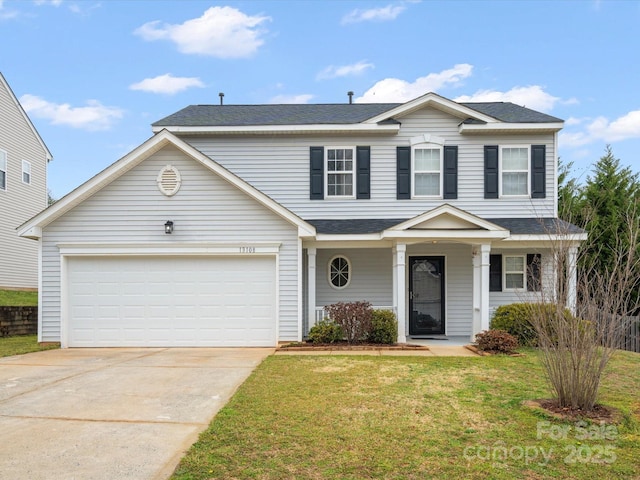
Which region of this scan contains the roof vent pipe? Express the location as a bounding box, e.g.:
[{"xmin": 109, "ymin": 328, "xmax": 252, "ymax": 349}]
[
  {"xmin": 219, "ymin": 92, "xmax": 224, "ymax": 105},
  {"xmin": 348, "ymin": 91, "xmax": 354, "ymax": 104}
]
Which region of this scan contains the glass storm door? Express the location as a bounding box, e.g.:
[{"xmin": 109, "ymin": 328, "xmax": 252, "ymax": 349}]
[{"xmin": 409, "ymin": 256, "xmax": 445, "ymax": 335}]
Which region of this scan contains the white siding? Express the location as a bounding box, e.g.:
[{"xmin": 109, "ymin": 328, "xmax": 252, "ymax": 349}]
[
  {"xmin": 185, "ymin": 106, "xmax": 557, "ymax": 221},
  {"xmin": 40, "ymin": 145, "xmax": 299, "ymax": 343},
  {"xmin": 0, "ymin": 78, "xmax": 48, "ymax": 289}
]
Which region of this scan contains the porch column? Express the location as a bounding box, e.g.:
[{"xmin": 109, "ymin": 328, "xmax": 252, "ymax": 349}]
[
  {"xmin": 307, "ymin": 247, "xmax": 317, "ymax": 330},
  {"xmin": 472, "ymin": 244, "xmax": 491, "ymax": 340},
  {"xmin": 393, "ymin": 243, "xmax": 407, "ymax": 344},
  {"xmin": 567, "ymin": 246, "xmax": 578, "ymax": 314}
]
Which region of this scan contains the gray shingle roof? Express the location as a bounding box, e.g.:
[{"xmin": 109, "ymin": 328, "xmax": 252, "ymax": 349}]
[
  {"xmin": 152, "ymin": 101, "xmax": 562, "ymax": 127},
  {"xmin": 307, "ymin": 217, "xmax": 584, "ymax": 235}
]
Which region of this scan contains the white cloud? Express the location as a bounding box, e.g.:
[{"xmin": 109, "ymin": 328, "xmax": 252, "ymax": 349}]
[
  {"xmin": 34, "ymin": 0, "xmax": 63, "ymax": 6},
  {"xmin": 564, "ymin": 116, "xmax": 584, "ymax": 126},
  {"xmin": 19, "ymin": 94, "xmax": 123, "ymax": 131},
  {"xmin": 454, "ymin": 85, "xmax": 560, "ymax": 112},
  {"xmin": 559, "ymin": 131, "xmax": 591, "ymax": 148},
  {"xmin": 130, "ymin": 74, "xmax": 205, "ymax": 95},
  {"xmin": 269, "ymin": 94, "xmax": 314, "ymax": 104},
  {"xmin": 0, "ymin": 0, "xmax": 19, "ymax": 19},
  {"xmin": 356, "ymin": 64, "xmax": 473, "ymax": 103},
  {"xmin": 134, "ymin": 6, "xmax": 270, "ymax": 58},
  {"xmin": 342, "ymin": 3, "xmax": 406, "ymax": 24},
  {"xmin": 560, "ymin": 109, "xmax": 640, "ymax": 149},
  {"xmin": 317, "ymin": 61, "xmax": 374, "ymax": 80}
]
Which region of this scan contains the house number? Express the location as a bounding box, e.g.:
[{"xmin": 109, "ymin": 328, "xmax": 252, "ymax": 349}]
[{"xmin": 240, "ymin": 247, "xmax": 256, "ymax": 253}]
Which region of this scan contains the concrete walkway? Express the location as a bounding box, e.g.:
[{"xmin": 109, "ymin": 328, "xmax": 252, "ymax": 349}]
[
  {"xmin": 275, "ymin": 344, "xmax": 478, "ymax": 356},
  {"xmin": 0, "ymin": 347, "xmax": 273, "ymax": 480}
]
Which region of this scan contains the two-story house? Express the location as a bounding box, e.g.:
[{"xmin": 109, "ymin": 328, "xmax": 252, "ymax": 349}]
[
  {"xmin": 19, "ymin": 92, "xmax": 584, "ymax": 347},
  {"xmin": 0, "ymin": 72, "xmax": 52, "ymax": 290}
]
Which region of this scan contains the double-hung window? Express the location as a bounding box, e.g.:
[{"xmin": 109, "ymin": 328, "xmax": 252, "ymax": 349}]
[
  {"xmin": 413, "ymin": 146, "xmax": 442, "ymax": 197},
  {"xmin": 22, "ymin": 160, "xmax": 31, "ymax": 185},
  {"xmin": 504, "ymin": 255, "xmax": 526, "ymax": 290},
  {"xmin": 326, "ymin": 147, "xmax": 354, "ymax": 198},
  {"xmin": 0, "ymin": 150, "xmax": 7, "ymax": 191},
  {"xmin": 501, "ymin": 146, "xmax": 529, "ymax": 196}
]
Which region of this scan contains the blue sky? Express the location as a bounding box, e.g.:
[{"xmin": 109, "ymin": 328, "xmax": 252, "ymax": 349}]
[{"xmin": 1, "ymin": 0, "xmax": 639, "ymax": 198}]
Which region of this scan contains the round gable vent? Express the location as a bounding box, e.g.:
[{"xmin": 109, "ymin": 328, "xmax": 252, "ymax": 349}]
[{"xmin": 157, "ymin": 165, "xmax": 182, "ymax": 196}]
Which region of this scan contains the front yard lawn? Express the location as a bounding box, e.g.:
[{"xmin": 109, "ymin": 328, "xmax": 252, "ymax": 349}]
[
  {"xmin": 172, "ymin": 350, "xmax": 639, "ymax": 480},
  {"xmin": 0, "ymin": 335, "xmax": 58, "ymax": 357},
  {"xmin": 0, "ymin": 289, "xmax": 37, "ymax": 306}
]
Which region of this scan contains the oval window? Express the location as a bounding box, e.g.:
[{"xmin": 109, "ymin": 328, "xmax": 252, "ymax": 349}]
[{"xmin": 328, "ymin": 255, "xmax": 351, "ymax": 289}]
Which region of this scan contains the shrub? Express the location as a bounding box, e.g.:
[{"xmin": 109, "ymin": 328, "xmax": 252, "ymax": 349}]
[
  {"xmin": 367, "ymin": 309, "xmax": 397, "ymax": 344},
  {"xmin": 307, "ymin": 319, "xmax": 343, "ymax": 344},
  {"xmin": 325, "ymin": 301, "xmax": 373, "ymax": 344},
  {"xmin": 490, "ymin": 303, "xmax": 538, "ymax": 346},
  {"xmin": 475, "ymin": 329, "xmax": 518, "ymax": 354}
]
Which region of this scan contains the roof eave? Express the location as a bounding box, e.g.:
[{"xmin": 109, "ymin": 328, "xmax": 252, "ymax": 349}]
[
  {"xmin": 459, "ymin": 122, "xmax": 564, "ymax": 134},
  {"xmin": 150, "ymin": 123, "xmax": 401, "ymax": 135}
]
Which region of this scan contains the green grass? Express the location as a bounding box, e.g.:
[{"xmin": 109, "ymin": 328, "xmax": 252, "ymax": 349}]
[
  {"xmin": 0, "ymin": 335, "xmax": 58, "ymax": 357},
  {"xmin": 0, "ymin": 289, "xmax": 38, "ymax": 306},
  {"xmin": 172, "ymin": 349, "xmax": 640, "ymax": 480}
]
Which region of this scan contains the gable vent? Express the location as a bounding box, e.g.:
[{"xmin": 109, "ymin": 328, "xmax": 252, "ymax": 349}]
[{"xmin": 157, "ymin": 165, "xmax": 182, "ymax": 196}]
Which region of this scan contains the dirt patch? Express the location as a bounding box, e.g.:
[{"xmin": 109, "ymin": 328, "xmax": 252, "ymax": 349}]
[{"xmin": 523, "ymin": 399, "xmax": 623, "ymax": 423}]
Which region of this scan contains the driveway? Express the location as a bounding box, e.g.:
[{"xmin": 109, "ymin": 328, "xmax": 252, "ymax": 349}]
[{"xmin": 0, "ymin": 347, "xmax": 273, "ymax": 480}]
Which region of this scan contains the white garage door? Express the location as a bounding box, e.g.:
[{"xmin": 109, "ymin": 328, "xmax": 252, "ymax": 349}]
[{"xmin": 67, "ymin": 256, "xmax": 277, "ymax": 347}]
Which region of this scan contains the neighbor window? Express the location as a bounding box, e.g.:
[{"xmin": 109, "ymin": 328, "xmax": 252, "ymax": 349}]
[
  {"xmin": 501, "ymin": 146, "xmax": 529, "ymax": 196},
  {"xmin": 413, "ymin": 147, "xmax": 442, "ymax": 197},
  {"xmin": 504, "ymin": 255, "xmax": 526, "ymax": 290},
  {"xmin": 22, "ymin": 160, "xmax": 31, "ymax": 185},
  {"xmin": 328, "ymin": 255, "xmax": 351, "ymax": 289},
  {"xmin": 326, "ymin": 148, "xmax": 354, "ymax": 197},
  {"xmin": 0, "ymin": 150, "xmax": 6, "ymax": 191}
]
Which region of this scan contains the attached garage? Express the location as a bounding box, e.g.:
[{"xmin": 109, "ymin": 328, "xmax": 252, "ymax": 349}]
[{"xmin": 66, "ymin": 255, "xmax": 277, "ymax": 347}]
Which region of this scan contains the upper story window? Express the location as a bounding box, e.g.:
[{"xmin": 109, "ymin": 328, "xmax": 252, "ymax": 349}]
[
  {"xmin": 413, "ymin": 146, "xmax": 442, "ymax": 197},
  {"xmin": 501, "ymin": 146, "xmax": 529, "ymax": 196},
  {"xmin": 326, "ymin": 147, "xmax": 354, "ymax": 198},
  {"xmin": 0, "ymin": 150, "xmax": 7, "ymax": 191},
  {"xmin": 22, "ymin": 160, "xmax": 31, "ymax": 185}
]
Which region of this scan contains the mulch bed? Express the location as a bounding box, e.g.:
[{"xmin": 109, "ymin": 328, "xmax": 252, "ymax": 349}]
[
  {"xmin": 277, "ymin": 342, "xmax": 429, "ymax": 351},
  {"xmin": 523, "ymin": 399, "xmax": 623, "ymax": 423}
]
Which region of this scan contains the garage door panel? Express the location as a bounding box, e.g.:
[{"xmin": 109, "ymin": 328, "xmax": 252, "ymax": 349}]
[{"xmin": 67, "ymin": 256, "xmax": 277, "ymax": 347}]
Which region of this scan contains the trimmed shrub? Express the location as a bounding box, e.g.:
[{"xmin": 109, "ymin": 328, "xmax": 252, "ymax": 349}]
[
  {"xmin": 307, "ymin": 319, "xmax": 343, "ymax": 344},
  {"xmin": 367, "ymin": 309, "xmax": 397, "ymax": 344},
  {"xmin": 475, "ymin": 329, "xmax": 519, "ymax": 354},
  {"xmin": 325, "ymin": 301, "xmax": 373, "ymax": 344},
  {"xmin": 490, "ymin": 303, "xmax": 538, "ymax": 346}
]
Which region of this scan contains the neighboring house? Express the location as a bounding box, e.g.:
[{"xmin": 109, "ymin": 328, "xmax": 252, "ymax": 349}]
[
  {"xmin": 0, "ymin": 72, "xmax": 52, "ymax": 290},
  {"xmin": 19, "ymin": 92, "xmax": 585, "ymax": 347}
]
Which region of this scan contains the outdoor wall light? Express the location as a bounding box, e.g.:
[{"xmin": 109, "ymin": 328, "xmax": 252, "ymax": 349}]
[{"xmin": 164, "ymin": 220, "xmax": 174, "ymax": 234}]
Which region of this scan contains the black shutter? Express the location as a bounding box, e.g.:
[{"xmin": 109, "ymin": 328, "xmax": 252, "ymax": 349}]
[
  {"xmin": 484, "ymin": 145, "xmax": 499, "ymax": 199},
  {"xmin": 531, "ymin": 145, "xmax": 546, "ymax": 198},
  {"xmin": 356, "ymin": 146, "xmax": 370, "ymax": 199},
  {"xmin": 527, "ymin": 254, "xmax": 542, "ymax": 291},
  {"xmin": 490, "ymin": 254, "xmax": 502, "ymax": 292},
  {"xmin": 443, "ymin": 145, "xmax": 458, "ymax": 199},
  {"xmin": 397, "ymin": 146, "xmax": 411, "ymax": 199},
  {"xmin": 310, "ymin": 146, "xmax": 324, "ymax": 200}
]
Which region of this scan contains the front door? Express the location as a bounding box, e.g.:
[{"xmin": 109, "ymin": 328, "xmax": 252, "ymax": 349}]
[{"xmin": 409, "ymin": 256, "xmax": 445, "ymax": 335}]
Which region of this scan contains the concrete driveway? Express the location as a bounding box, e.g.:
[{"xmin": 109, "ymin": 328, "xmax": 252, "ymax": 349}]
[{"xmin": 0, "ymin": 347, "xmax": 273, "ymax": 480}]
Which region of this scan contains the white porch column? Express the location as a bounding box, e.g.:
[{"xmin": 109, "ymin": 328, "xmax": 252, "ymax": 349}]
[
  {"xmin": 472, "ymin": 244, "xmax": 491, "ymax": 340},
  {"xmin": 307, "ymin": 247, "xmax": 317, "ymax": 329},
  {"xmin": 393, "ymin": 243, "xmax": 407, "ymax": 344},
  {"xmin": 567, "ymin": 246, "xmax": 578, "ymax": 314}
]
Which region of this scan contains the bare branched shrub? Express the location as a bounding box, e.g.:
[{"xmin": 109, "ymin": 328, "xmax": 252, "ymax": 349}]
[
  {"xmin": 528, "ymin": 206, "xmax": 640, "ymax": 411},
  {"xmin": 325, "ymin": 301, "xmax": 373, "ymax": 344}
]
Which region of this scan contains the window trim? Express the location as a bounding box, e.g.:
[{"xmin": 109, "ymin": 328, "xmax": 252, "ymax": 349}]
[
  {"xmin": 0, "ymin": 149, "xmax": 7, "ymax": 191},
  {"xmin": 325, "ymin": 146, "xmax": 356, "ymax": 199},
  {"xmin": 328, "ymin": 255, "xmax": 351, "ymax": 289},
  {"xmin": 411, "ymin": 144, "xmax": 443, "ymax": 198},
  {"xmin": 503, "ymin": 254, "xmax": 526, "ymax": 291},
  {"xmin": 22, "ymin": 160, "xmax": 31, "ymax": 185},
  {"xmin": 499, "ymin": 145, "xmax": 530, "ymax": 197}
]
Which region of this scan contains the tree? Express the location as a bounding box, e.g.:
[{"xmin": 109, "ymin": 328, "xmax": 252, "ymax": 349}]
[{"xmin": 47, "ymin": 189, "xmax": 57, "ymax": 206}]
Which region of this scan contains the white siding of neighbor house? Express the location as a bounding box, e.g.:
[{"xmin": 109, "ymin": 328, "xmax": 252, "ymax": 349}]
[
  {"xmin": 184, "ymin": 106, "xmax": 557, "ymax": 221},
  {"xmin": 315, "ymin": 243, "xmax": 474, "ymax": 337},
  {"xmin": 0, "ymin": 77, "xmax": 48, "ymax": 289},
  {"xmin": 39, "ymin": 145, "xmax": 300, "ymax": 343}
]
